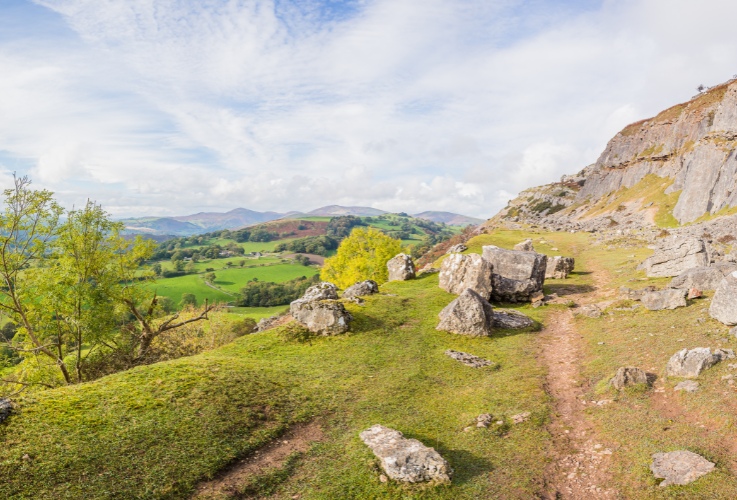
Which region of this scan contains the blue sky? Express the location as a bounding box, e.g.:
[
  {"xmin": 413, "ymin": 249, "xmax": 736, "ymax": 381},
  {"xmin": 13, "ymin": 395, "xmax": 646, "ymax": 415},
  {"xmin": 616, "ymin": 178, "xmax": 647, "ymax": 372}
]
[{"xmin": 1, "ymin": 0, "xmax": 736, "ymax": 218}]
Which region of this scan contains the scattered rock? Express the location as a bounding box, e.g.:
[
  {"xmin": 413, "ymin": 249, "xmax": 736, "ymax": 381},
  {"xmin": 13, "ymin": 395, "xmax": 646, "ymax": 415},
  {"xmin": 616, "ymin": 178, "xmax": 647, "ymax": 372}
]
[
  {"xmin": 687, "ymin": 288, "xmax": 702, "ymax": 299},
  {"xmin": 674, "ymin": 380, "xmax": 699, "ymax": 392},
  {"xmin": 513, "ymin": 239, "xmax": 535, "ymax": 252},
  {"xmin": 436, "ymin": 289, "xmax": 494, "ymax": 337},
  {"xmin": 444, "ymin": 349, "xmax": 495, "ymax": 368},
  {"xmin": 641, "ymin": 289, "xmax": 687, "ymax": 311},
  {"xmin": 492, "ymin": 309, "xmax": 535, "ymax": 329},
  {"xmin": 545, "ymin": 256, "xmax": 575, "ymax": 279},
  {"xmin": 359, "ymin": 425, "xmax": 453, "ymax": 483},
  {"xmin": 438, "ymin": 253, "xmax": 493, "ymax": 299},
  {"xmin": 0, "ymin": 399, "xmax": 12, "ymax": 423},
  {"xmin": 481, "ymin": 245, "xmax": 547, "ymax": 302},
  {"xmin": 639, "ymin": 238, "xmax": 709, "ymax": 278},
  {"xmin": 573, "ymin": 304, "xmax": 602, "ymax": 318},
  {"xmin": 609, "ymin": 367, "xmax": 648, "ymax": 390},
  {"xmin": 511, "ymin": 412, "xmax": 531, "ymax": 424},
  {"xmin": 475, "ymin": 413, "xmax": 494, "ymax": 428},
  {"xmin": 299, "ymin": 281, "xmax": 339, "ymax": 302},
  {"xmin": 666, "ymin": 348, "xmax": 722, "ymax": 378},
  {"xmin": 379, "ymin": 474, "xmax": 388, "ymax": 483},
  {"xmin": 342, "ymin": 280, "xmax": 379, "ymax": 299},
  {"xmin": 710, "ymin": 271, "xmax": 737, "ymax": 325},
  {"xmin": 618, "ymin": 285, "xmax": 657, "ymax": 300},
  {"xmin": 445, "ymin": 243, "xmax": 468, "ymax": 254},
  {"xmin": 668, "ymin": 266, "xmax": 733, "ymax": 291},
  {"xmin": 715, "ymin": 348, "xmax": 736, "ymax": 360},
  {"xmin": 290, "ymin": 300, "xmax": 353, "ymax": 336},
  {"xmin": 650, "ymin": 450, "xmax": 714, "ymax": 487}
]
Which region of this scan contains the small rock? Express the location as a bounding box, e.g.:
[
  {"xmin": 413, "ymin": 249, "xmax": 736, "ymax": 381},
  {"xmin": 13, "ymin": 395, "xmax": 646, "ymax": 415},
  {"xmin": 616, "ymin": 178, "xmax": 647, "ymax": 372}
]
[
  {"xmin": 687, "ymin": 288, "xmax": 702, "ymax": 299},
  {"xmin": 445, "ymin": 243, "xmax": 468, "ymax": 254},
  {"xmin": 609, "ymin": 367, "xmax": 648, "ymax": 390},
  {"xmin": 545, "ymin": 256, "xmax": 575, "ymax": 279},
  {"xmin": 674, "ymin": 380, "xmax": 699, "ymax": 393},
  {"xmin": 0, "ymin": 399, "xmax": 12, "ymax": 423},
  {"xmin": 721, "ymin": 374, "xmax": 734, "ymax": 381},
  {"xmin": 573, "ymin": 304, "xmax": 602, "ymax": 318},
  {"xmin": 359, "ymin": 425, "xmax": 453, "ymax": 483},
  {"xmin": 531, "ymin": 300, "xmax": 543, "ymax": 308},
  {"xmin": 475, "ymin": 413, "xmax": 493, "ymax": 428},
  {"xmin": 493, "ymin": 309, "xmax": 535, "ymax": 329},
  {"xmin": 513, "ymin": 239, "xmax": 535, "ymax": 252},
  {"xmin": 511, "ymin": 412, "xmax": 531, "ymax": 424},
  {"xmin": 342, "ymin": 280, "xmax": 379, "ymax": 299},
  {"xmin": 379, "ymin": 474, "xmax": 388, "ymax": 483},
  {"xmin": 444, "ymin": 349, "xmax": 495, "ymax": 368},
  {"xmin": 650, "ymin": 450, "xmax": 714, "ymax": 487},
  {"xmin": 22, "ymin": 454, "xmax": 30, "ymax": 461}
]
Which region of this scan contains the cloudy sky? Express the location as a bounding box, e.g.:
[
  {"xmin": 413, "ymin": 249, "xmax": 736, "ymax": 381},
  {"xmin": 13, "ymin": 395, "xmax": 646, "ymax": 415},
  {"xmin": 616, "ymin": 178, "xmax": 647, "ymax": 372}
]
[{"xmin": 2, "ymin": 0, "xmax": 736, "ymax": 219}]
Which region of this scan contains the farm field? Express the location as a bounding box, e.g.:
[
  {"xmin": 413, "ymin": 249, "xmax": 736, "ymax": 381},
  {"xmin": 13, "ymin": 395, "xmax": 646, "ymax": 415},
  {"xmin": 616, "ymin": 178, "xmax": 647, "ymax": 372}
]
[
  {"xmin": 224, "ymin": 305, "xmax": 289, "ymax": 321},
  {"xmin": 152, "ymin": 256, "xmax": 283, "ymax": 273}
]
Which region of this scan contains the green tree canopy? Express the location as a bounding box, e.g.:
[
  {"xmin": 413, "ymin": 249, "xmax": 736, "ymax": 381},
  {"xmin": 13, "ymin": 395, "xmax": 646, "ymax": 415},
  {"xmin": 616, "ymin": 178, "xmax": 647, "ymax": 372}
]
[{"xmin": 320, "ymin": 227, "xmax": 402, "ymax": 288}]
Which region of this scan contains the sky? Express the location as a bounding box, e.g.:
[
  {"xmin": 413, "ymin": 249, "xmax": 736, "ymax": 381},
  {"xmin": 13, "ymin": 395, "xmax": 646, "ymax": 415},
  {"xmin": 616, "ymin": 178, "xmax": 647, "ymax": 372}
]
[{"xmin": 2, "ymin": 0, "xmax": 737, "ymax": 219}]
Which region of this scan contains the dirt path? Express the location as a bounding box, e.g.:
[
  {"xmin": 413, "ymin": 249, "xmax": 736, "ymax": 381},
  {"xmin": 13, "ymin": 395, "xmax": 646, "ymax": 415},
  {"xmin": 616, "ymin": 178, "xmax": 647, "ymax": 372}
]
[{"xmin": 539, "ymin": 268, "xmax": 619, "ymax": 499}]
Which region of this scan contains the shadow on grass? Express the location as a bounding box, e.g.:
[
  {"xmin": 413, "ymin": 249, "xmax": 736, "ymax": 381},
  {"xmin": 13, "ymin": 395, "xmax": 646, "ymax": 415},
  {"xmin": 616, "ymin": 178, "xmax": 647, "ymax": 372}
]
[
  {"xmin": 546, "ymin": 284, "xmax": 597, "ymax": 296},
  {"xmin": 402, "ymin": 433, "xmax": 494, "ymax": 485}
]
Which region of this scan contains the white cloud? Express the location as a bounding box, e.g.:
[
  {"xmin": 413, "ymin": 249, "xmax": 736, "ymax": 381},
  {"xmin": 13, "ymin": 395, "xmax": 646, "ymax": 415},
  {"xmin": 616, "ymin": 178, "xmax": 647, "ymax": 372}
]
[{"xmin": 0, "ymin": 0, "xmax": 733, "ymax": 219}]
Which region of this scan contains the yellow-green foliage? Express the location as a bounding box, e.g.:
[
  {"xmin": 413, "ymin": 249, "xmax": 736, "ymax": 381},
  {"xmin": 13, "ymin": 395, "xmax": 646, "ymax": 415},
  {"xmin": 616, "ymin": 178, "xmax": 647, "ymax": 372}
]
[{"xmin": 320, "ymin": 227, "xmax": 401, "ymax": 288}]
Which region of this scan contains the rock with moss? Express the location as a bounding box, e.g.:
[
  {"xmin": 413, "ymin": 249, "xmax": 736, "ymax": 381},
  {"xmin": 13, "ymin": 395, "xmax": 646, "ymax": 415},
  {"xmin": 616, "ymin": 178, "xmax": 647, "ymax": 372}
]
[
  {"xmin": 650, "ymin": 450, "xmax": 714, "ymax": 487},
  {"xmin": 444, "ymin": 349, "xmax": 495, "ymax": 368},
  {"xmin": 668, "ymin": 265, "xmax": 735, "ymax": 291},
  {"xmin": 290, "ymin": 300, "xmax": 352, "ymax": 336},
  {"xmin": 438, "ymin": 253, "xmax": 493, "ymax": 299},
  {"xmin": 445, "ymin": 243, "xmax": 468, "ymax": 254},
  {"xmin": 436, "ymin": 289, "xmax": 494, "ymax": 337},
  {"xmin": 481, "ymin": 246, "xmax": 547, "ymax": 302},
  {"xmin": 299, "ymin": 281, "xmax": 339, "ymax": 302},
  {"xmin": 0, "ymin": 399, "xmax": 12, "ymax": 423},
  {"xmin": 387, "ymin": 253, "xmax": 416, "ymax": 281},
  {"xmin": 493, "ymin": 309, "xmax": 535, "ymax": 329},
  {"xmin": 359, "ymin": 425, "xmax": 453, "ymax": 483}
]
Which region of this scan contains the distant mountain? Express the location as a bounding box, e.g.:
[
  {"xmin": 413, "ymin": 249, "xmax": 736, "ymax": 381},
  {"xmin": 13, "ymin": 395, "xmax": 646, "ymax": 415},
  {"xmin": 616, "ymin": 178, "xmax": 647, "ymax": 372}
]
[
  {"xmin": 306, "ymin": 205, "xmax": 387, "ymax": 217},
  {"xmin": 412, "ymin": 211, "xmax": 485, "ymax": 226},
  {"xmin": 120, "ymin": 208, "xmax": 289, "ymax": 236}
]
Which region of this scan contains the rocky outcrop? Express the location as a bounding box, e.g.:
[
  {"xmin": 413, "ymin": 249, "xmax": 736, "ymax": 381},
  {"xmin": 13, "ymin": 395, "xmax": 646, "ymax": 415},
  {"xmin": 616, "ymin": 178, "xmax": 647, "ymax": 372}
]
[
  {"xmin": 387, "ymin": 254, "xmax": 416, "ymax": 281},
  {"xmin": 445, "ymin": 243, "xmax": 468, "ymax": 254},
  {"xmin": 650, "ymin": 451, "xmax": 715, "ymax": 487},
  {"xmin": 444, "ymin": 349, "xmax": 495, "ymax": 368},
  {"xmin": 665, "ymin": 348, "xmax": 725, "ymax": 378},
  {"xmin": 667, "ymin": 266, "xmax": 735, "ymax": 290},
  {"xmin": 290, "ymin": 300, "xmax": 353, "ymax": 335},
  {"xmin": 299, "ymin": 282, "xmax": 340, "ymax": 302},
  {"xmin": 438, "ymin": 253, "xmax": 493, "ymax": 299},
  {"xmin": 640, "ymin": 289, "xmax": 687, "ymax": 311},
  {"xmin": 436, "ymin": 289, "xmax": 494, "ymax": 337},
  {"xmin": 610, "ymin": 367, "xmax": 648, "ymax": 390},
  {"xmin": 481, "ymin": 246, "xmax": 547, "ymax": 302},
  {"xmin": 513, "ymin": 239, "xmax": 534, "ymax": 252},
  {"xmin": 342, "ymin": 280, "xmax": 379, "ymax": 299},
  {"xmin": 359, "ymin": 425, "xmax": 453, "ymax": 483},
  {"xmin": 639, "ymin": 238, "xmax": 709, "ymax": 278},
  {"xmin": 545, "ymin": 256, "xmax": 574, "ymax": 279},
  {"xmin": 709, "ymin": 271, "xmax": 737, "ymax": 325}
]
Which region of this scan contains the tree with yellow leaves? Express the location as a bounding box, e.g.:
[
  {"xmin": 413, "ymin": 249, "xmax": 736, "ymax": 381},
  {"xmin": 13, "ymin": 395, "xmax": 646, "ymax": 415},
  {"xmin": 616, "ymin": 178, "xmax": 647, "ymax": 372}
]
[{"xmin": 321, "ymin": 227, "xmax": 402, "ymax": 289}]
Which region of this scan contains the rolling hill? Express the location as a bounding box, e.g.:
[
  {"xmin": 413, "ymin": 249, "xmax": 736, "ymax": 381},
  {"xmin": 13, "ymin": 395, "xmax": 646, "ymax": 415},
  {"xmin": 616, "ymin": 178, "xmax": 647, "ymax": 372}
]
[{"xmin": 412, "ymin": 211, "xmax": 485, "ymax": 226}]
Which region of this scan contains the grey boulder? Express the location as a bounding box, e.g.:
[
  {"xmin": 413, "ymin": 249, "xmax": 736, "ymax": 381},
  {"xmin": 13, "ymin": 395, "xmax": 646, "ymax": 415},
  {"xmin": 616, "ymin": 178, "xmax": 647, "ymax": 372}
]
[
  {"xmin": 359, "ymin": 424, "xmax": 453, "ymax": 483},
  {"xmin": 438, "ymin": 253, "xmax": 493, "ymax": 299},
  {"xmin": 665, "ymin": 348, "xmax": 722, "ymax": 378},
  {"xmin": 650, "ymin": 450, "xmax": 714, "ymax": 487},
  {"xmin": 710, "ymin": 271, "xmax": 737, "ymax": 325},
  {"xmin": 445, "ymin": 243, "xmax": 468, "ymax": 254},
  {"xmin": 481, "ymin": 245, "xmax": 547, "ymax": 302},
  {"xmin": 0, "ymin": 399, "xmax": 11, "ymax": 423},
  {"xmin": 618, "ymin": 286, "xmax": 657, "ymax": 300},
  {"xmin": 513, "ymin": 239, "xmax": 535, "ymax": 252},
  {"xmin": 610, "ymin": 367, "xmax": 648, "ymax": 390},
  {"xmin": 342, "ymin": 280, "xmax": 379, "ymax": 299},
  {"xmin": 493, "ymin": 309, "xmax": 535, "ymax": 329},
  {"xmin": 387, "ymin": 253, "xmax": 416, "ymax": 281},
  {"xmin": 545, "ymin": 256, "xmax": 575, "ymax": 279},
  {"xmin": 640, "ymin": 237, "xmax": 709, "ymax": 278},
  {"xmin": 299, "ymin": 281, "xmax": 339, "ymax": 302},
  {"xmin": 641, "ymin": 289, "xmax": 687, "ymax": 311},
  {"xmin": 444, "ymin": 349, "xmax": 495, "ymax": 368},
  {"xmin": 436, "ymin": 289, "xmax": 494, "ymax": 337},
  {"xmin": 668, "ymin": 265, "xmax": 737, "ymax": 291},
  {"xmin": 290, "ymin": 300, "xmax": 353, "ymax": 336}
]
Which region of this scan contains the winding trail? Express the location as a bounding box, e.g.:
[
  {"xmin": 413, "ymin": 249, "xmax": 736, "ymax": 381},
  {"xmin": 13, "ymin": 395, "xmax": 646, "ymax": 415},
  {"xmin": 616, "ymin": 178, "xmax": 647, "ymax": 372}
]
[{"xmin": 539, "ymin": 266, "xmax": 619, "ymax": 499}]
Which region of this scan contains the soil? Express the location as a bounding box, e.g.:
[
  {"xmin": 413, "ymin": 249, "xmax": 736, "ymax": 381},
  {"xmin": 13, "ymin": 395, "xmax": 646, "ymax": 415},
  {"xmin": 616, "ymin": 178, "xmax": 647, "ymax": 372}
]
[
  {"xmin": 282, "ymin": 253, "xmax": 326, "ymax": 266},
  {"xmin": 539, "ymin": 267, "xmax": 619, "ymax": 499},
  {"xmin": 190, "ymin": 421, "xmax": 325, "ymax": 499}
]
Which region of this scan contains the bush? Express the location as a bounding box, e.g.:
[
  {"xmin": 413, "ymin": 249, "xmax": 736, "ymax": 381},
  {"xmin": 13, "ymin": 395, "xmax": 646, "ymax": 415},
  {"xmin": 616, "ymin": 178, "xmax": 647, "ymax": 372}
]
[
  {"xmin": 321, "ymin": 227, "xmax": 402, "ymax": 288},
  {"xmin": 231, "ymin": 318, "xmax": 257, "ymax": 337},
  {"xmin": 179, "ymin": 293, "xmax": 197, "ymax": 308}
]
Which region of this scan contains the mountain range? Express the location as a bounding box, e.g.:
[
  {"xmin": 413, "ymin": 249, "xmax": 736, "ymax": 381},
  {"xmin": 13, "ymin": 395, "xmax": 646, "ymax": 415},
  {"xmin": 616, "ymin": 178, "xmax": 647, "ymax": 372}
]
[{"xmin": 120, "ymin": 206, "xmax": 483, "ymax": 236}]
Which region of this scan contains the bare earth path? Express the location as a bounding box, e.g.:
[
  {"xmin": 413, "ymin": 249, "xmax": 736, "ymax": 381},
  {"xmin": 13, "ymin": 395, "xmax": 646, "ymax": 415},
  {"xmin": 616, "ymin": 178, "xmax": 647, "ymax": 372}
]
[{"xmin": 539, "ymin": 267, "xmax": 619, "ymax": 500}]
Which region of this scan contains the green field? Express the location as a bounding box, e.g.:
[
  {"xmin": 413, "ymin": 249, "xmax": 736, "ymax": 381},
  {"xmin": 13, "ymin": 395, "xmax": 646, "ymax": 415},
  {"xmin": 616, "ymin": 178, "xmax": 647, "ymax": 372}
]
[
  {"xmin": 225, "ymin": 305, "xmax": 289, "ymax": 320},
  {"xmin": 151, "ymin": 256, "xmax": 283, "ymax": 273}
]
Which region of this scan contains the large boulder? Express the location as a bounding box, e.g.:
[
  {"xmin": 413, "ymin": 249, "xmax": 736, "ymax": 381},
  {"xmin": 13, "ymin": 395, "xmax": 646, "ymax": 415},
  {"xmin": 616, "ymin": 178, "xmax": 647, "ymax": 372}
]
[
  {"xmin": 665, "ymin": 348, "xmax": 723, "ymax": 378},
  {"xmin": 710, "ymin": 271, "xmax": 737, "ymax": 325},
  {"xmin": 342, "ymin": 280, "xmax": 379, "ymax": 299},
  {"xmin": 299, "ymin": 282, "xmax": 339, "ymax": 302},
  {"xmin": 545, "ymin": 256, "xmax": 575, "ymax": 279},
  {"xmin": 650, "ymin": 451, "xmax": 715, "ymax": 487},
  {"xmin": 359, "ymin": 425, "xmax": 453, "ymax": 483},
  {"xmin": 387, "ymin": 254, "xmax": 416, "ymax": 281},
  {"xmin": 609, "ymin": 367, "xmax": 648, "ymax": 390},
  {"xmin": 513, "ymin": 239, "xmax": 535, "ymax": 252},
  {"xmin": 493, "ymin": 309, "xmax": 535, "ymax": 329},
  {"xmin": 639, "ymin": 237, "xmax": 709, "ymax": 278},
  {"xmin": 436, "ymin": 289, "xmax": 494, "ymax": 337},
  {"xmin": 641, "ymin": 289, "xmax": 687, "ymax": 311},
  {"xmin": 290, "ymin": 300, "xmax": 353, "ymax": 335},
  {"xmin": 481, "ymin": 246, "xmax": 547, "ymax": 302},
  {"xmin": 445, "ymin": 243, "xmax": 468, "ymax": 254},
  {"xmin": 668, "ymin": 264, "xmax": 737, "ymax": 291},
  {"xmin": 438, "ymin": 253, "xmax": 493, "ymax": 299}
]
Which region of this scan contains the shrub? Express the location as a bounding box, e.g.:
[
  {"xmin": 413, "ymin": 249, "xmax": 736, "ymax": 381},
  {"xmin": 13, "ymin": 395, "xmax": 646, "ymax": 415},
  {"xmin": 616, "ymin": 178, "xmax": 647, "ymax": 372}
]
[
  {"xmin": 236, "ymin": 275, "xmax": 320, "ymax": 307},
  {"xmin": 179, "ymin": 293, "xmax": 197, "ymax": 308},
  {"xmin": 321, "ymin": 227, "xmax": 402, "ymax": 288},
  {"xmin": 657, "ymin": 229, "xmax": 671, "ymax": 238},
  {"xmin": 231, "ymin": 318, "xmax": 257, "ymax": 337}
]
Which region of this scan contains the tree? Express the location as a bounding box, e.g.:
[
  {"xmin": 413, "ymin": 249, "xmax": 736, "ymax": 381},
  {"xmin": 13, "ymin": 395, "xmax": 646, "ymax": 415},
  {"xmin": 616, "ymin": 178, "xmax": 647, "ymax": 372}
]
[
  {"xmin": 321, "ymin": 227, "xmax": 402, "ymax": 288},
  {"xmin": 171, "ymin": 251, "xmax": 184, "ymax": 262},
  {"xmin": 185, "ymin": 261, "xmax": 196, "ymax": 274},
  {"xmin": 238, "ymin": 260, "xmax": 245, "ymax": 267},
  {"xmin": 697, "ymin": 84, "xmax": 706, "ymax": 93},
  {"xmin": 205, "ymin": 272, "xmax": 216, "ymax": 283},
  {"xmin": 173, "ymin": 259, "xmax": 185, "ymax": 272},
  {"xmin": 179, "ymin": 293, "xmax": 197, "ymax": 308},
  {"xmin": 192, "ymin": 253, "xmax": 200, "ymax": 262},
  {"xmin": 157, "ymin": 296, "xmax": 176, "ymax": 314},
  {"xmin": 151, "ymin": 262, "xmax": 162, "ymax": 275}
]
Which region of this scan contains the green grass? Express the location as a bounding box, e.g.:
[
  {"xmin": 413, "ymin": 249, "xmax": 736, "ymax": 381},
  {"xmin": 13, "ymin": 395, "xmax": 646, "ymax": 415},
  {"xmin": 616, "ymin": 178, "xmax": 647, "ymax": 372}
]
[
  {"xmin": 145, "ymin": 273, "xmax": 236, "ymax": 305},
  {"xmin": 0, "ymin": 257, "xmax": 555, "ymax": 499},
  {"xmin": 211, "ymin": 265, "xmax": 320, "ymax": 294},
  {"xmin": 225, "ymin": 306, "xmax": 289, "ymax": 321}
]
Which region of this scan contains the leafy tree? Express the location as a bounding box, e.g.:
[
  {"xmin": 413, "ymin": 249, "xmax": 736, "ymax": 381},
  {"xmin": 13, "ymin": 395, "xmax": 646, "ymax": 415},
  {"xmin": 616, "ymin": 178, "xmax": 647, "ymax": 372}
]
[
  {"xmin": 205, "ymin": 272, "xmax": 216, "ymax": 283},
  {"xmin": 157, "ymin": 296, "xmax": 176, "ymax": 314},
  {"xmin": 230, "ymin": 318, "xmax": 257, "ymax": 337},
  {"xmin": 185, "ymin": 261, "xmax": 196, "ymax": 274},
  {"xmin": 179, "ymin": 293, "xmax": 197, "ymax": 308},
  {"xmin": 237, "ymin": 275, "xmax": 319, "ymax": 307},
  {"xmin": 171, "ymin": 251, "xmax": 183, "ymax": 262},
  {"xmin": 151, "ymin": 262, "xmax": 162, "ymax": 275},
  {"xmin": 192, "ymin": 253, "xmax": 200, "ymax": 262},
  {"xmin": 205, "ymin": 267, "xmax": 215, "ymax": 272},
  {"xmin": 173, "ymin": 259, "xmax": 185, "ymax": 272},
  {"xmin": 321, "ymin": 227, "xmax": 401, "ymax": 288},
  {"xmin": 239, "ymin": 260, "xmax": 245, "ymax": 267}
]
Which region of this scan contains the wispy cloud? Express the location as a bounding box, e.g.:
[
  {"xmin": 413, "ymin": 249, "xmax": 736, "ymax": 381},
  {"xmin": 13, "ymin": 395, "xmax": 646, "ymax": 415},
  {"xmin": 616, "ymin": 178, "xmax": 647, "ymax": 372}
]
[{"xmin": 0, "ymin": 0, "xmax": 735, "ymax": 218}]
